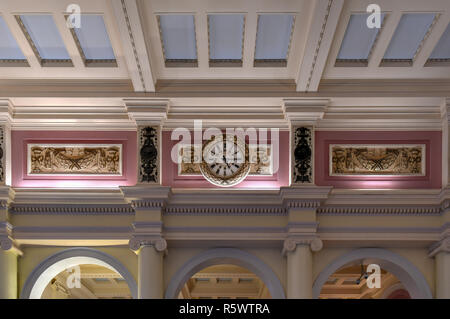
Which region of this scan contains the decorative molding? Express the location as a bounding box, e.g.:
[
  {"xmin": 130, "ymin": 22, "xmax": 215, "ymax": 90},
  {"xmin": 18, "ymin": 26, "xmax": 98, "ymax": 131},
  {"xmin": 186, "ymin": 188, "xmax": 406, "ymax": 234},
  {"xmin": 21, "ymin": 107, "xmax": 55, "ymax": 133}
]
[
  {"xmin": 305, "ymin": 0, "xmax": 333, "ymax": 91},
  {"xmin": 283, "ymin": 99, "xmax": 329, "ymax": 125},
  {"xmin": 292, "ymin": 127, "xmax": 313, "ymax": 184},
  {"xmin": 9, "ymin": 204, "xmax": 134, "ymax": 215},
  {"xmin": 296, "ymin": 0, "xmax": 344, "ymax": 92},
  {"xmin": 111, "ymin": 0, "xmax": 155, "ymax": 92},
  {"xmin": 131, "ymin": 200, "xmax": 165, "ymax": 209},
  {"xmin": 330, "ymin": 144, "xmax": 425, "ymax": 176},
  {"xmin": 138, "ymin": 126, "xmax": 159, "ymax": 183},
  {"xmin": 318, "ymin": 206, "xmax": 441, "ymax": 216},
  {"xmin": 28, "ymin": 144, "xmax": 122, "ymax": 176},
  {"xmin": 164, "ymin": 205, "xmax": 287, "ymax": 216}
]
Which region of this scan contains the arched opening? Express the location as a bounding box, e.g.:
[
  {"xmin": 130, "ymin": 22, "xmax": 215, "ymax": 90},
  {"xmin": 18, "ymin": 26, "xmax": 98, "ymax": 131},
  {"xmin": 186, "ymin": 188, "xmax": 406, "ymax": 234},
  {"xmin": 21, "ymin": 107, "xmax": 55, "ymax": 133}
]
[
  {"xmin": 40, "ymin": 264, "xmax": 132, "ymax": 299},
  {"xmin": 313, "ymin": 248, "xmax": 431, "ymax": 299},
  {"xmin": 178, "ymin": 264, "xmax": 271, "ymax": 299},
  {"xmin": 165, "ymin": 248, "xmax": 285, "ymax": 299},
  {"xmin": 21, "ymin": 248, "xmax": 137, "ymax": 299},
  {"xmin": 318, "ymin": 263, "xmax": 411, "ymax": 299}
]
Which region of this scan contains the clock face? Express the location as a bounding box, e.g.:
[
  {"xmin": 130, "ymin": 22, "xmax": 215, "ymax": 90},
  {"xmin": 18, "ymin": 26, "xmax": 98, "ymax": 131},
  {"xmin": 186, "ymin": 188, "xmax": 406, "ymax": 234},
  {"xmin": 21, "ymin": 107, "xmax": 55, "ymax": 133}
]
[{"xmin": 200, "ymin": 135, "xmax": 250, "ymax": 187}]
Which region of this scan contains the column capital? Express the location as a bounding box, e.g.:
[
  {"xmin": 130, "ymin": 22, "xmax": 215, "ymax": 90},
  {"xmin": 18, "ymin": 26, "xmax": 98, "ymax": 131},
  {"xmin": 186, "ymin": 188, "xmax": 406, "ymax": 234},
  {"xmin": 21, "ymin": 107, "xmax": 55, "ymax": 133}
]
[
  {"xmin": 129, "ymin": 236, "xmax": 167, "ymax": 255},
  {"xmin": 0, "ymin": 222, "xmax": 22, "ymax": 256},
  {"xmin": 429, "ymin": 237, "xmax": 450, "ymax": 257},
  {"xmin": 282, "ymin": 236, "xmax": 323, "ymax": 256}
]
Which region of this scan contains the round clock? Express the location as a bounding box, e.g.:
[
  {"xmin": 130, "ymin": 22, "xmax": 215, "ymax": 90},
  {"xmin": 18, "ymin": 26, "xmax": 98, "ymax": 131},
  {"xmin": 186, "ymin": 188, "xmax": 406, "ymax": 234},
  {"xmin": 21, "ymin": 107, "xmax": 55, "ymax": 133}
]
[{"xmin": 200, "ymin": 135, "xmax": 250, "ymax": 187}]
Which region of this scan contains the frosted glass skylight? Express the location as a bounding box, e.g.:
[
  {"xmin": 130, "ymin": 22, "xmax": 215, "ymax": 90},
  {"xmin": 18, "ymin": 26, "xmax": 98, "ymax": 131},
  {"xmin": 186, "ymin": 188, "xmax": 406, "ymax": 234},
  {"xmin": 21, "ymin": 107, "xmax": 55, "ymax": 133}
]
[
  {"xmin": 158, "ymin": 14, "xmax": 197, "ymax": 67},
  {"xmin": 382, "ymin": 13, "xmax": 436, "ymax": 65},
  {"xmin": 0, "ymin": 16, "xmax": 26, "ymax": 62},
  {"xmin": 18, "ymin": 14, "xmax": 71, "ymax": 65},
  {"xmin": 254, "ymin": 14, "xmax": 294, "ymax": 67},
  {"xmin": 428, "ymin": 22, "xmax": 450, "ymax": 63},
  {"xmin": 72, "ymin": 15, "xmax": 116, "ymax": 66},
  {"xmin": 336, "ymin": 13, "xmax": 385, "ymax": 66},
  {"xmin": 208, "ymin": 14, "xmax": 244, "ymax": 66}
]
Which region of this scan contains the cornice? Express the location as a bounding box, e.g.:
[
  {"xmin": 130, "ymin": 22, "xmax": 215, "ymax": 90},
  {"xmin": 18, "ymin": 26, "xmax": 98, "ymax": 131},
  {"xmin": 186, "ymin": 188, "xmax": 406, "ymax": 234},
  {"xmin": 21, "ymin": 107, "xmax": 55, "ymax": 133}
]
[
  {"xmin": 9, "ymin": 204, "xmax": 134, "ymax": 215},
  {"xmin": 124, "ymin": 98, "xmax": 169, "ymax": 125},
  {"xmin": 283, "ymin": 98, "xmax": 329, "ymax": 125},
  {"xmin": 164, "ymin": 205, "xmax": 287, "ymax": 216},
  {"xmin": 317, "ymin": 206, "xmax": 441, "ymax": 216}
]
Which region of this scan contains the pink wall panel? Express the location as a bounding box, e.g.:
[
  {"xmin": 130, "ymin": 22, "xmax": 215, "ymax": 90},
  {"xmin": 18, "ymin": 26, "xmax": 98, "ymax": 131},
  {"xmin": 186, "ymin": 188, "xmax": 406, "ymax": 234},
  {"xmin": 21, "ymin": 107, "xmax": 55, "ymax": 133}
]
[
  {"xmin": 161, "ymin": 130, "xmax": 290, "ymax": 189},
  {"xmin": 315, "ymin": 131, "xmax": 442, "ymax": 189},
  {"xmin": 12, "ymin": 130, "xmax": 137, "ymax": 188}
]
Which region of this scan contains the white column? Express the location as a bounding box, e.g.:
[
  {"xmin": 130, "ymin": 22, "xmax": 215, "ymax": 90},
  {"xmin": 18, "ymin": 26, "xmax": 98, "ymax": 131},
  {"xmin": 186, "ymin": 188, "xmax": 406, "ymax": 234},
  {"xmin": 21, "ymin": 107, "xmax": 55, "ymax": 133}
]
[
  {"xmin": 287, "ymin": 244, "xmax": 313, "ymax": 299},
  {"xmin": 138, "ymin": 244, "xmax": 163, "ymax": 299},
  {"xmin": 0, "ymin": 249, "xmax": 17, "ymax": 299},
  {"xmin": 435, "ymin": 251, "xmax": 450, "ymax": 299}
]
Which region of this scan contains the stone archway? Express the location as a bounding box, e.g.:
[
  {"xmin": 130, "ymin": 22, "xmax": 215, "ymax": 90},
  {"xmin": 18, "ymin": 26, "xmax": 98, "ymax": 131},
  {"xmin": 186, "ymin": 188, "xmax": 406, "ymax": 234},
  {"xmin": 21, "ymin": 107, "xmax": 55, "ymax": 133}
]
[
  {"xmin": 313, "ymin": 248, "xmax": 432, "ymax": 299},
  {"xmin": 21, "ymin": 247, "xmax": 137, "ymax": 299},
  {"xmin": 165, "ymin": 248, "xmax": 285, "ymax": 299}
]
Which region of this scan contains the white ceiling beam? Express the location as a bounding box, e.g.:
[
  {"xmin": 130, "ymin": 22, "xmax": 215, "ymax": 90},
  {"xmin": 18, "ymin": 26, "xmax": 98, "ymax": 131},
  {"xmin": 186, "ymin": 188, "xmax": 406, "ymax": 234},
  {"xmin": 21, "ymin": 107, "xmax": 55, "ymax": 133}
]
[
  {"xmin": 242, "ymin": 12, "xmax": 257, "ymax": 70},
  {"xmin": 111, "ymin": 0, "xmax": 155, "ymax": 92},
  {"xmin": 195, "ymin": 11, "xmax": 209, "ymax": 70},
  {"xmin": 367, "ymin": 11, "xmax": 402, "ymax": 68},
  {"xmin": 296, "ymin": 0, "xmax": 344, "ymax": 92},
  {"xmin": 52, "ymin": 13, "xmax": 85, "ymax": 69}
]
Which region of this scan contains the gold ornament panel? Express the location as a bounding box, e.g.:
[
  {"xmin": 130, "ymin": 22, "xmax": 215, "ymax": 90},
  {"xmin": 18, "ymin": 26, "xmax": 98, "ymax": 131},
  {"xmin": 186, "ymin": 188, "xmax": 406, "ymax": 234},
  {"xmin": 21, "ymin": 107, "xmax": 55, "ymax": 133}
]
[
  {"xmin": 28, "ymin": 144, "xmax": 122, "ymax": 175},
  {"xmin": 330, "ymin": 144, "xmax": 425, "ymax": 176},
  {"xmin": 178, "ymin": 144, "xmax": 272, "ymax": 176}
]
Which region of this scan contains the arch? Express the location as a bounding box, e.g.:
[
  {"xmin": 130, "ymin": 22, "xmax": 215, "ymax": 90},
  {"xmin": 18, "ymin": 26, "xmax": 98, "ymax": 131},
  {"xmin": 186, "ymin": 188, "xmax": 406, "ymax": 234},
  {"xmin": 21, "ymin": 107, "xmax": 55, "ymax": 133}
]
[
  {"xmin": 21, "ymin": 247, "xmax": 137, "ymax": 299},
  {"xmin": 312, "ymin": 248, "xmax": 432, "ymax": 299},
  {"xmin": 165, "ymin": 248, "xmax": 285, "ymax": 299}
]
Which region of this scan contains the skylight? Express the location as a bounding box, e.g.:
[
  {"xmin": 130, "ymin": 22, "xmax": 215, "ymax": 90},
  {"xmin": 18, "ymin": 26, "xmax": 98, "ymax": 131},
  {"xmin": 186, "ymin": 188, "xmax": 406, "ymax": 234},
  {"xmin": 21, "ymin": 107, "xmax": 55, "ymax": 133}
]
[
  {"xmin": 254, "ymin": 14, "xmax": 295, "ymax": 67},
  {"xmin": 71, "ymin": 15, "xmax": 116, "ymax": 67},
  {"xmin": 426, "ymin": 22, "xmax": 450, "ymax": 66},
  {"xmin": 16, "ymin": 14, "xmax": 72, "ymax": 66},
  {"xmin": 208, "ymin": 14, "xmax": 245, "ymax": 67},
  {"xmin": 336, "ymin": 13, "xmax": 386, "ymax": 66},
  {"xmin": 381, "ymin": 13, "xmax": 436, "ymax": 66},
  {"xmin": 158, "ymin": 14, "xmax": 197, "ymax": 67},
  {"xmin": 0, "ymin": 15, "xmax": 28, "ymax": 66}
]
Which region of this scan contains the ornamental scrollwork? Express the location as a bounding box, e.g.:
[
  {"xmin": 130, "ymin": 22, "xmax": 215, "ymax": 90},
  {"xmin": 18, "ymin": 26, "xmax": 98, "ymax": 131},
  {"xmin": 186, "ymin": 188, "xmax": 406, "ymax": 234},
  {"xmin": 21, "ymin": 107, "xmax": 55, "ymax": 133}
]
[
  {"xmin": 293, "ymin": 127, "xmax": 312, "ymax": 183},
  {"xmin": 139, "ymin": 127, "xmax": 158, "ymax": 183}
]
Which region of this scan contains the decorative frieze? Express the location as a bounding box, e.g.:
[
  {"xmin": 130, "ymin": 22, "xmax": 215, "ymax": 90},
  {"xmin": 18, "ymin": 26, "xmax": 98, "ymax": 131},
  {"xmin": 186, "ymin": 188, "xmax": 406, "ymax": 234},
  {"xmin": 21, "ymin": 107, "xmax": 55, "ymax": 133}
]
[
  {"xmin": 28, "ymin": 144, "xmax": 122, "ymax": 175},
  {"xmin": 292, "ymin": 127, "xmax": 313, "ymax": 183},
  {"xmin": 330, "ymin": 144, "xmax": 425, "ymax": 176},
  {"xmin": 138, "ymin": 126, "xmax": 159, "ymax": 183}
]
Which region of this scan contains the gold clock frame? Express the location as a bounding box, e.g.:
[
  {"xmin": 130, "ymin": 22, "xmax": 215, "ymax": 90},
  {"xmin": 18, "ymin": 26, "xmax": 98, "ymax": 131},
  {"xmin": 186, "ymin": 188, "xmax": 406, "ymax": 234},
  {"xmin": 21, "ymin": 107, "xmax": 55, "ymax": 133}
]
[{"xmin": 200, "ymin": 134, "xmax": 250, "ymax": 187}]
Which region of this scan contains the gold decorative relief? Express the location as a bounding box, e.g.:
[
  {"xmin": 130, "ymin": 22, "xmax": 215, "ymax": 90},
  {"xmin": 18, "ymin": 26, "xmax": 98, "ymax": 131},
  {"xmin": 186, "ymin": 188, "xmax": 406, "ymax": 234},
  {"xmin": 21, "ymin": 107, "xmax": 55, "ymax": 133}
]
[
  {"xmin": 28, "ymin": 144, "xmax": 122, "ymax": 175},
  {"xmin": 330, "ymin": 144, "xmax": 425, "ymax": 176},
  {"xmin": 178, "ymin": 144, "xmax": 272, "ymax": 176}
]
